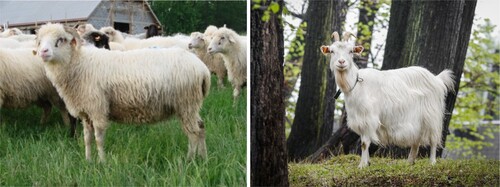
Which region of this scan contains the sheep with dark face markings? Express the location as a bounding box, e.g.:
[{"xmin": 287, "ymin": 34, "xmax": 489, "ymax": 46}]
[{"xmin": 35, "ymin": 23, "xmax": 211, "ymax": 162}]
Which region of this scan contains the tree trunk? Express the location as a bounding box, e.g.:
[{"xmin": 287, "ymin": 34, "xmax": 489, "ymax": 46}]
[
  {"xmin": 250, "ymin": 0, "xmax": 289, "ymax": 186},
  {"xmin": 379, "ymin": 0, "xmax": 477, "ymax": 158},
  {"xmin": 287, "ymin": 0, "xmax": 336, "ymax": 161}
]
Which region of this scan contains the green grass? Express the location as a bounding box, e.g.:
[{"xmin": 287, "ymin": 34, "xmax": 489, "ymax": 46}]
[
  {"xmin": 0, "ymin": 76, "xmax": 246, "ymax": 186},
  {"xmin": 289, "ymin": 155, "xmax": 500, "ymax": 186}
]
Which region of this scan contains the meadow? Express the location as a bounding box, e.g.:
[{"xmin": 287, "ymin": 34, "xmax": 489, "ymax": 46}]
[{"xmin": 0, "ymin": 76, "xmax": 246, "ymax": 186}]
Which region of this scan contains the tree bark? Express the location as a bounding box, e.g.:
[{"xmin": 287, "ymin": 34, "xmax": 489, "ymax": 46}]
[
  {"xmin": 287, "ymin": 0, "xmax": 336, "ymax": 161},
  {"xmin": 250, "ymin": 0, "xmax": 289, "ymax": 186}
]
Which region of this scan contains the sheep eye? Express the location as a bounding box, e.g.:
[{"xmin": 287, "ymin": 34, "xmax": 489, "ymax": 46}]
[
  {"xmin": 221, "ymin": 36, "xmax": 225, "ymax": 40},
  {"xmin": 55, "ymin": 37, "xmax": 65, "ymax": 47}
]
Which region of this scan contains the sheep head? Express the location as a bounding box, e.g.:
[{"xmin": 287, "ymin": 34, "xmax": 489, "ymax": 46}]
[
  {"xmin": 320, "ymin": 31, "xmax": 364, "ymax": 72},
  {"xmin": 188, "ymin": 32, "xmax": 206, "ymax": 50},
  {"xmin": 99, "ymin": 27, "xmax": 118, "ymax": 42},
  {"xmin": 207, "ymin": 27, "xmax": 237, "ymax": 55},
  {"xmin": 36, "ymin": 23, "xmax": 81, "ymax": 63}
]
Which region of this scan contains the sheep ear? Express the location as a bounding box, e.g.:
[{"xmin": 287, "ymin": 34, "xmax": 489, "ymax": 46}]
[
  {"xmin": 353, "ymin": 45, "xmax": 364, "ymax": 54},
  {"xmin": 32, "ymin": 50, "xmax": 37, "ymax": 56},
  {"xmin": 144, "ymin": 26, "xmax": 149, "ymax": 30},
  {"xmin": 320, "ymin": 45, "xmax": 331, "ymax": 55},
  {"xmin": 228, "ymin": 35, "xmax": 236, "ymax": 43},
  {"xmin": 70, "ymin": 38, "xmax": 77, "ymax": 47}
]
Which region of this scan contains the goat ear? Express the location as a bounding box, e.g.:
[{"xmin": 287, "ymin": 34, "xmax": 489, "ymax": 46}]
[
  {"xmin": 353, "ymin": 45, "xmax": 364, "ymax": 54},
  {"xmin": 320, "ymin": 45, "xmax": 331, "ymax": 55}
]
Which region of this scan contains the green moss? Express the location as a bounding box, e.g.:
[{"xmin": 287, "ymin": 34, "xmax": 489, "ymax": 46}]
[{"xmin": 289, "ymin": 155, "xmax": 500, "ymax": 186}]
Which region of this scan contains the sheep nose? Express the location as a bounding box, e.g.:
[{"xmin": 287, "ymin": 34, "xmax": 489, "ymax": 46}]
[
  {"xmin": 339, "ymin": 59, "xmax": 345, "ymax": 64},
  {"xmin": 208, "ymin": 47, "xmax": 212, "ymax": 51},
  {"xmin": 42, "ymin": 49, "xmax": 49, "ymax": 53}
]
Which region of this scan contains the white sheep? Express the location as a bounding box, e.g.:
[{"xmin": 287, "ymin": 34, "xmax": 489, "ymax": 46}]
[
  {"xmin": 0, "ymin": 28, "xmax": 23, "ymax": 37},
  {"xmin": 320, "ymin": 32, "xmax": 454, "ymax": 168},
  {"xmin": 0, "ymin": 48, "xmax": 75, "ymax": 136},
  {"xmin": 189, "ymin": 31, "xmax": 227, "ymax": 88},
  {"xmin": 100, "ymin": 27, "xmax": 189, "ymax": 50},
  {"xmin": 207, "ymin": 27, "xmax": 247, "ymax": 102},
  {"xmin": 36, "ymin": 23, "xmax": 211, "ymax": 162},
  {"xmin": 76, "ymin": 23, "xmax": 97, "ymax": 36}
]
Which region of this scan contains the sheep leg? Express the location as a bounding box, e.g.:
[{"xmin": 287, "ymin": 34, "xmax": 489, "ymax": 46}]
[
  {"xmin": 181, "ymin": 114, "xmax": 206, "ymax": 160},
  {"xmin": 82, "ymin": 116, "xmax": 94, "ymax": 161},
  {"xmin": 40, "ymin": 103, "xmax": 52, "ymax": 124},
  {"xmin": 93, "ymin": 124, "xmax": 107, "ymax": 163},
  {"xmin": 217, "ymin": 74, "xmax": 225, "ymax": 88},
  {"xmin": 359, "ymin": 136, "xmax": 371, "ymax": 168},
  {"xmin": 197, "ymin": 120, "xmax": 207, "ymax": 159},
  {"xmin": 232, "ymin": 86, "xmax": 241, "ymax": 106},
  {"xmin": 408, "ymin": 143, "xmax": 420, "ymax": 164}
]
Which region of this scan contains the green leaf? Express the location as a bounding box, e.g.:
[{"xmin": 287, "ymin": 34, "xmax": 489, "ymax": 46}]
[{"xmin": 269, "ymin": 2, "xmax": 280, "ymax": 13}]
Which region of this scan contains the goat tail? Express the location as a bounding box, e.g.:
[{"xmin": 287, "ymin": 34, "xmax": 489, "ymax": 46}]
[{"xmin": 437, "ymin": 69, "xmax": 455, "ymax": 93}]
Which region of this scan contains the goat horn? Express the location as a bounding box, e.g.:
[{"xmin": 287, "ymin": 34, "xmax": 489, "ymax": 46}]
[
  {"xmin": 342, "ymin": 32, "xmax": 356, "ymax": 42},
  {"xmin": 331, "ymin": 32, "xmax": 340, "ymax": 42}
]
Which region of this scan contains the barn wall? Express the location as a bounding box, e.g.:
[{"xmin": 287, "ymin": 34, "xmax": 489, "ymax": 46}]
[{"xmin": 87, "ymin": 1, "xmax": 158, "ymax": 34}]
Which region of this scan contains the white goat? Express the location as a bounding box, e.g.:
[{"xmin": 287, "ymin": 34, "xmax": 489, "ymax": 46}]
[
  {"xmin": 35, "ymin": 23, "xmax": 211, "ymax": 162},
  {"xmin": 207, "ymin": 27, "xmax": 247, "ymax": 102},
  {"xmin": 320, "ymin": 32, "xmax": 454, "ymax": 168},
  {"xmin": 189, "ymin": 31, "xmax": 227, "ymax": 88}
]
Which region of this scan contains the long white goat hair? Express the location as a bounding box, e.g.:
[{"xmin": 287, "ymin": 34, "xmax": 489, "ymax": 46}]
[
  {"xmin": 36, "ymin": 23, "xmax": 211, "ymax": 162},
  {"xmin": 320, "ymin": 31, "xmax": 454, "ymax": 168}
]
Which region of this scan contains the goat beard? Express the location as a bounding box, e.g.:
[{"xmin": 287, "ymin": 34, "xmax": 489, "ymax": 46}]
[{"xmin": 335, "ymin": 70, "xmax": 351, "ymax": 92}]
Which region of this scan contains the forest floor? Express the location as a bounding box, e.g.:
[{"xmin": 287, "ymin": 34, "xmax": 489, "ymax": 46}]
[{"xmin": 289, "ymin": 154, "xmax": 500, "ymax": 186}]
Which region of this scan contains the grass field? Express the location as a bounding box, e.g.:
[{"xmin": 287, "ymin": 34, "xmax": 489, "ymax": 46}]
[
  {"xmin": 0, "ymin": 76, "xmax": 246, "ymax": 186},
  {"xmin": 289, "ymin": 155, "xmax": 500, "ymax": 186}
]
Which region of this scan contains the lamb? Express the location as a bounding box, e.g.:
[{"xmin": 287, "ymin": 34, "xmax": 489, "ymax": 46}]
[
  {"xmin": 35, "ymin": 23, "xmax": 211, "ymax": 162},
  {"xmin": 0, "ymin": 48, "xmax": 76, "ymax": 137},
  {"xmin": 189, "ymin": 31, "xmax": 227, "ymax": 88},
  {"xmin": 207, "ymin": 27, "xmax": 247, "ymax": 102},
  {"xmin": 320, "ymin": 31, "xmax": 455, "ymax": 168}
]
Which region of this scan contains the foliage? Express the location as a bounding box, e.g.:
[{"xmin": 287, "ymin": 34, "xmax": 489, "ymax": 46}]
[
  {"xmin": 0, "ymin": 76, "xmax": 246, "ymax": 186},
  {"xmin": 284, "ymin": 21, "xmax": 306, "ymax": 135},
  {"xmin": 252, "ymin": 0, "xmax": 283, "ymax": 22},
  {"xmin": 150, "ymin": 1, "xmax": 246, "ymax": 35},
  {"xmin": 289, "ymin": 155, "xmax": 500, "ymax": 186},
  {"xmin": 447, "ymin": 18, "xmax": 500, "ymax": 158}
]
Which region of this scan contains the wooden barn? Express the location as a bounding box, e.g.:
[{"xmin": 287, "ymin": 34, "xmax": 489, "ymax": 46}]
[{"xmin": 0, "ymin": 0, "xmax": 161, "ymax": 34}]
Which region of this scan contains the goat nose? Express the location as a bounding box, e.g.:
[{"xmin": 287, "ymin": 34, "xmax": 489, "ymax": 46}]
[{"xmin": 339, "ymin": 59, "xmax": 345, "ymax": 64}]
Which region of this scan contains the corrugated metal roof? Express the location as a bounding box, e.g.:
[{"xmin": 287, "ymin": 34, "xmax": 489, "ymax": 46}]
[{"xmin": 0, "ymin": 0, "xmax": 102, "ymax": 26}]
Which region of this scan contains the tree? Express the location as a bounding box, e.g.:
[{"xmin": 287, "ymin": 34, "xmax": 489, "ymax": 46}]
[
  {"xmin": 251, "ymin": 0, "xmax": 288, "ymax": 186},
  {"xmin": 287, "ymin": 0, "xmax": 348, "ymax": 161},
  {"xmin": 378, "ymin": 0, "xmax": 477, "ymax": 157},
  {"xmin": 150, "ymin": 1, "xmax": 246, "ymax": 35}
]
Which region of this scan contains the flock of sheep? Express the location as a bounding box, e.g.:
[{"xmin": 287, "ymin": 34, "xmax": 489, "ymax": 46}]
[{"xmin": 0, "ymin": 22, "xmax": 247, "ymax": 162}]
